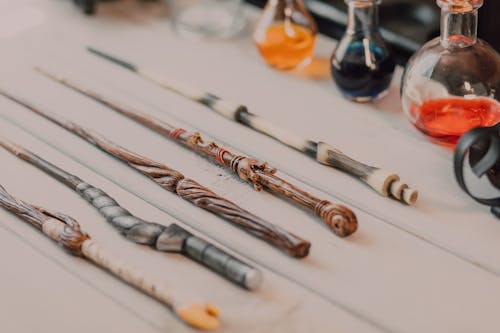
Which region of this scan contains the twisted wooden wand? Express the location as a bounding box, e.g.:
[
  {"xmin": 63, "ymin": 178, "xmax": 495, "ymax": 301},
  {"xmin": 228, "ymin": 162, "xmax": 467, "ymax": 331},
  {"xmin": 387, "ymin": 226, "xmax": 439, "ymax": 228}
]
[
  {"xmin": 0, "ymin": 184, "xmax": 220, "ymax": 330},
  {"xmin": 0, "ymin": 138, "xmax": 262, "ymax": 289},
  {"xmin": 36, "ymin": 68, "xmax": 358, "ymax": 238},
  {"xmin": 86, "ymin": 47, "xmax": 418, "ymax": 205},
  {"xmin": 0, "ymin": 91, "xmax": 311, "ymax": 258}
]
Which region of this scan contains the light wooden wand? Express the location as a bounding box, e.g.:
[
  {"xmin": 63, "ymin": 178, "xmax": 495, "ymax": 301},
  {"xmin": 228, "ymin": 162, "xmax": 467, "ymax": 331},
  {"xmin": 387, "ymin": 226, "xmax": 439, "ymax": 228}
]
[
  {"xmin": 0, "ymin": 138, "xmax": 262, "ymax": 290},
  {"xmin": 0, "ymin": 91, "xmax": 311, "ymax": 258},
  {"xmin": 35, "ymin": 68, "xmax": 358, "ymax": 238},
  {"xmin": 86, "ymin": 47, "xmax": 418, "ymax": 205},
  {"xmin": 0, "ymin": 184, "xmax": 221, "ymax": 330}
]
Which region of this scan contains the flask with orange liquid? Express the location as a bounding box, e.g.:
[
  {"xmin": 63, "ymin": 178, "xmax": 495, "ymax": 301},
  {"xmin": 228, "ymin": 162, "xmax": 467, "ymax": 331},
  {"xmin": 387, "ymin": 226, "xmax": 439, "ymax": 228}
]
[{"xmin": 253, "ymin": 0, "xmax": 317, "ymax": 70}]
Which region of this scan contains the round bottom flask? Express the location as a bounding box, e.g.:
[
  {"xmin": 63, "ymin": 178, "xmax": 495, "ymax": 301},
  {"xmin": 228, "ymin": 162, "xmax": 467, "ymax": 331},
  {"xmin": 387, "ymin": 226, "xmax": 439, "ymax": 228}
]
[
  {"xmin": 401, "ymin": 0, "xmax": 500, "ymax": 145},
  {"xmin": 330, "ymin": 0, "xmax": 395, "ymax": 102}
]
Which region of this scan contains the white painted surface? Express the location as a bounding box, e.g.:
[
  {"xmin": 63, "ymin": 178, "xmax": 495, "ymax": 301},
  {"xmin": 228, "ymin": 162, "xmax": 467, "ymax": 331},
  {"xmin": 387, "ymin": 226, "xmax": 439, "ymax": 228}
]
[{"xmin": 0, "ymin": 1, "xmax": 498, "ymax": 332}]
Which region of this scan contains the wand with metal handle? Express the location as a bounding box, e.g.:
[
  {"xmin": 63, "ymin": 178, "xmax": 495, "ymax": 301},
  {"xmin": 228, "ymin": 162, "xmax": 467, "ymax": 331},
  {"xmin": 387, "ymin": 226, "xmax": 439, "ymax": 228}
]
[
  {"xmin": 0, "ymin": 184, "xmax": 221, "ymax": 331},
  {"xmin": 36, "ymin": 68, "xmax": 358, "ymax": 238},
  {"xmin": 87, "ymin": 47, "xmax": 418, "ymax": 205},
  {"xmin": 0, "ymin": 91, "xmax": 311, "ymax": 258},
  {"xmin": 0, "ymin": 138, "xmax": 262, "ymax": 289}
]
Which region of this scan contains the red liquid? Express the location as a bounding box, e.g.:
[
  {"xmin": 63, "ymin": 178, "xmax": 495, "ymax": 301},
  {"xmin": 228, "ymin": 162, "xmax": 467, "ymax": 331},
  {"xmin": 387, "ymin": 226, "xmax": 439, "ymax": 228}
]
[{"xmin": 413, "ymin": 97, "xmax": 500, "ymax": 145}]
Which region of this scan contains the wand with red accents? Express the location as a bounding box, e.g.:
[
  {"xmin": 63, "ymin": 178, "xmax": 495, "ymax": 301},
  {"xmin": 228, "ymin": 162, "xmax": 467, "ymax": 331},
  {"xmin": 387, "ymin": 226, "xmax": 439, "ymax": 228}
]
[
  {"xmin": 87, "ymin": 47, "xmax": 418, "ymax": 205},
  {"xmin": 36, "ymin": 67, "xmax": 358, "ymax": 238}
]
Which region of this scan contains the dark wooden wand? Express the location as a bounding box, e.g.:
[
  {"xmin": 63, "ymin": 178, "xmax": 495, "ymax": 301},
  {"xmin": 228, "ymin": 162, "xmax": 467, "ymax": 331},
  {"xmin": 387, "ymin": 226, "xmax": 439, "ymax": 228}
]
[
  {"xmin": 0, "ymin": 184, "xmax": 221, "ymax": 330},
  {"xmin": 86, "ymin": 47, "xmax": 418, "ymax": 205},
  {"xmin": 0, "ymin": 138, "xmax": 262, "ymax": 290},
  {"xmin": 0, "ymin": 91, "xmax": 311, "ymax": 258},
  {"xmin": 36, "ymin": 68, "xmax": 358, "ymax": 238}
]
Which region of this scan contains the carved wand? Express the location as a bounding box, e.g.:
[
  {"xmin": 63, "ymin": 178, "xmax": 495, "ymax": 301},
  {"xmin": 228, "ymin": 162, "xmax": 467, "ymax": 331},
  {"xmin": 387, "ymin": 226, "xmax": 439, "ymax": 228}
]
[
  {"xmin": 0, "ymin": 91, "xmax": 311, "ymax": 258},
  {"xmin": 87, "ymin": 47, "xmax": 418, "ymax": 205},
  {"xmin": 36, "ymin": 68, "xmax": 358, "ymax": 238},
  {"xmin": 0, "ymin": 138, "xmax": 262, "ymax": 290},
  {"xmin": 0, "ymin": 184, "xmax": 220, "ymax": 330}
]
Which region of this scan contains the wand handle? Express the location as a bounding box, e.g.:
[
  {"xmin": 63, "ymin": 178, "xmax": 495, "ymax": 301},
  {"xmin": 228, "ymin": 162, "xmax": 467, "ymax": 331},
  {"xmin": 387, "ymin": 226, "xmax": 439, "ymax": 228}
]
[
  {"xmin": 183, "ymin": 234, "xmax": 262, "ymax": 290},
  {"xmin": 131, "ymin": 67, "xmax": 419, "ymax": 204},
  {"xmin": 175, "ymin": 178, "xmax": 311, "ymax": 257},
  {"xmin": 76, "ymin": 183, "xmax": 263, "ymax": 289}
]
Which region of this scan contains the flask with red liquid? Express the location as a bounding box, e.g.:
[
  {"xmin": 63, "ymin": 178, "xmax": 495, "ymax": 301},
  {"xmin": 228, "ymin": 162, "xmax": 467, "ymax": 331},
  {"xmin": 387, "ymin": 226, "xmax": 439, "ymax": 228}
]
[{"xmin": 401, "ymin": 0, "xmax": 500, "ymax": 146}]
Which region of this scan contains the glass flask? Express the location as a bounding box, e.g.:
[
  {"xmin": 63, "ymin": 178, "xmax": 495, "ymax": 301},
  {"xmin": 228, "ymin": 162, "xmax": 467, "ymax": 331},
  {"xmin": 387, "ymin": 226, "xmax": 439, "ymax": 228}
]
[
  {"xmin": 330, "ymin": 0, "xmax": 395, "ymax": 102},
  {"xmin": 401, "ymin": 0, "xmax": 500, "ymax": 146},
  {"xmin": 170, "ymin": 0, "xmax": 245, "ymax": 39},
  {"xmin": 253, "ymin": 0, "xmax": 317, "ymax": 70}
]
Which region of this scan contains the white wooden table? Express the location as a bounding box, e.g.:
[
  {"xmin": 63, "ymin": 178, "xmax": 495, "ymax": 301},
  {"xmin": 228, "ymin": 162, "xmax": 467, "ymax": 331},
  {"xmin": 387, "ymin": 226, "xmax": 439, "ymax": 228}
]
[{"xmin": 0, "ymin": 1, "xmax": 498, "ymax": 332}]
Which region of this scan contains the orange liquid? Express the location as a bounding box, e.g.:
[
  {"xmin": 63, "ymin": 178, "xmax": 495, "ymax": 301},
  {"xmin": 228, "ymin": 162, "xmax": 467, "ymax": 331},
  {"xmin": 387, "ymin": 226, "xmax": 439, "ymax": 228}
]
[
  {"xmin": 413, "ymin": 97, "xmax": 500, "ymax": 145},
  {"xmin": 255, "ymin": 23, "xmax": 316, "ymax": 70}
]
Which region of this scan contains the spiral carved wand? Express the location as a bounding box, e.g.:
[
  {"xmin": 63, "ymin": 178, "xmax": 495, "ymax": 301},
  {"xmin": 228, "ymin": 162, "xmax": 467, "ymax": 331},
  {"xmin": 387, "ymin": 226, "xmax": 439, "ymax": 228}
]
[
  {"xmin": 36, "ymin": 68, "xmax": 358, "ymax": 238},
  {"xmin": 0, "ymin": 138, "xmax": 262, "ymax": 289},
  {"xmin": 0, "ymin": 91, "xmax": 310, "ymax": 258},
  {"xmin": 87, "ymin": 47, "xmax": 418, "ymax": 205},
  {"xmin": 0, "ymin": 184, "xmax": 220, "ymax": 330}
]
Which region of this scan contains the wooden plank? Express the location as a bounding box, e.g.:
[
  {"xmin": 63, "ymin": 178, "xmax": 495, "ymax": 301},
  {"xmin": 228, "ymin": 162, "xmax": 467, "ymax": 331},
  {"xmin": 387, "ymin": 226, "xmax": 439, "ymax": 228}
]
[{"xmin": 0, "ymin": 1, "xmax": 498, "ymax": 332}]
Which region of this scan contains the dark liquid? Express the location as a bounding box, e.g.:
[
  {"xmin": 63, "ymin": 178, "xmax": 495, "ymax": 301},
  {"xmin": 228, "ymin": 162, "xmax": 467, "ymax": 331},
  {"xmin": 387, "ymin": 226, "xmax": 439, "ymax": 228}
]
[{"xmin": 331, "ymin": 42, "xmax": 395, "ymax": 101}]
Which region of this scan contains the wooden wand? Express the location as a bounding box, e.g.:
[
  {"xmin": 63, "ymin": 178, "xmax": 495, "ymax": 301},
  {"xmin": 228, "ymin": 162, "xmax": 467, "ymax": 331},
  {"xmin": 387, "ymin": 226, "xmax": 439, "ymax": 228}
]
[
  {"xmin": 36, "ymin": 68, "xmax": 358, "ymax": 238},
  {"xmin": 0, "ymin": 138, "xmax": 262, "ymax": 290},
  {"xmin": 0, "ymin": 184, "xmax": 220, "ymax": 330},
  {"xmin": 87, "ymin": 47, "xmax": 418, "ymax": 205},
  {"xmin": 0, "ymin": 91, "xmax": 311, "ymax": 258}
]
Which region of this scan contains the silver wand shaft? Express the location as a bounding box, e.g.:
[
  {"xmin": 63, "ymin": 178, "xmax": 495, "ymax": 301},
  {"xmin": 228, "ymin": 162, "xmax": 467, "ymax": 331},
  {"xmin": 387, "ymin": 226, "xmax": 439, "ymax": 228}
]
[{"xmin": 0, "ymin": 138, "xmax": 262, "ymax": 290}]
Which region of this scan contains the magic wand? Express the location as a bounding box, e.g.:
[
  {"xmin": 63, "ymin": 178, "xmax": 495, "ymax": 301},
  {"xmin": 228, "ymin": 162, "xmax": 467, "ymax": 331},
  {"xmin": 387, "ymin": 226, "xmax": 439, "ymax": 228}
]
[
  {"xmin": 0, "ymin": 90, "xmax": 311, "ymax": 258},
  {"xmin": 87, "ymin": 47, "xmax": 418, "ymax": 205},
  {"xmin": 0, "ymin": 137, "xmax": 262, "ymax": 289},
  {"xmin": 0, "ymin": 184, "xmax": 220, "ymax": 330}
]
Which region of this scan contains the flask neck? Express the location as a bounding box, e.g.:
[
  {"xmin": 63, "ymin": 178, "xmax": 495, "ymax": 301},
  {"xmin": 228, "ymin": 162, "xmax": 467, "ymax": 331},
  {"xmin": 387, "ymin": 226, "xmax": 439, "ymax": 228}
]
[
  {"xmin": 346, "ymin": 1, "xmax": 380, "ymax": 34},
  {"xmin": 440, "ymin": 7, "xmax": 479, "ymax": 48}
]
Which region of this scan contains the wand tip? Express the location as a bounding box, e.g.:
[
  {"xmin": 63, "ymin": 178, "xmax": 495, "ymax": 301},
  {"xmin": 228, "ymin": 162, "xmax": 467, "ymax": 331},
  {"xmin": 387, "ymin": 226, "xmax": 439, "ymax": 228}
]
[
  {"xmin": 315, "ymin": 201, "xmax": 358, "ymax": 237},
  {"xmin": 244, "ymin": 268, "xmax": 263, "ymax": 290},
  {"xmin": 175, "ymin": 303, "xmax": 221, "ymax": 330},
  {"xmin": 388, "ymin": 180, "xmax": 418, "ymax": 205}
]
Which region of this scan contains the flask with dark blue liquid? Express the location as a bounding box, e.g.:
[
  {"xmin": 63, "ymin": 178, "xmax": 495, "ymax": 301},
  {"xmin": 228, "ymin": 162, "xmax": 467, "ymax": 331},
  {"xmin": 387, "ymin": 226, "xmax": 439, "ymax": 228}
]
[{"xmin": 331, "ymin": 0, "xmax": 395, "ymax": 102}]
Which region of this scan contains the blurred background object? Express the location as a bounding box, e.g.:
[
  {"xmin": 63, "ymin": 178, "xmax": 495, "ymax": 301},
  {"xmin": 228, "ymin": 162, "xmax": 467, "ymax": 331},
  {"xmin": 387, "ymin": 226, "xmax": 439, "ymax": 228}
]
[
  {"xmin": 247, "ymin": 0, "xmax": 500, "ymax": 64},
  {"xmin": 254, "ymin": 0, "xmax": 317, "ymax": 70},
  {"xmin": 454, "ymin": 123, "xmax": 500, "ymax": 218},
  {"xmin": 170, "ymin": 0, "xmax": 245, "ymax": 39},
  {"xmin": 72, "ymin": 0, "xmax": 499, "ymax": 63}
]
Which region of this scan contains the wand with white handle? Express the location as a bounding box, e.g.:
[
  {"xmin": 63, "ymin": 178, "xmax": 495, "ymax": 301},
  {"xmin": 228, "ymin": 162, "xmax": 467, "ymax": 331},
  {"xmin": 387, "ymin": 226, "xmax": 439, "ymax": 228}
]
[
  {"xmin": 87, "ymin": 47, "xmax": 418, "ymax": 205},
  {"xmin": 0, "ymin": 184, "xmax": 221, "ymax": 330}
]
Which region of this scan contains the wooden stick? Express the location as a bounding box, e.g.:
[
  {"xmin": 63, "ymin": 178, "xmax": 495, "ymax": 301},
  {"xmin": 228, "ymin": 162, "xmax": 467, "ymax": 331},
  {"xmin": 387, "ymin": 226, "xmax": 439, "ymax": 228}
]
[
  {"xmin": 86, "ymin": 47, "xmax": 418, "ymax": 205},
  {"xmin": 0, "ymin": 184, "xmax": 220, "ymax": 331},
  {"xmin": 36, "ymin": 68, "xmax": 358, "ymax": 238},
  {"xmin": 0, "ymin": 138, "xmax": 262, "ymax": 290},
  {"xmin": 0, "ymin": 91, "xmax": 310, "ymax": 258}
]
